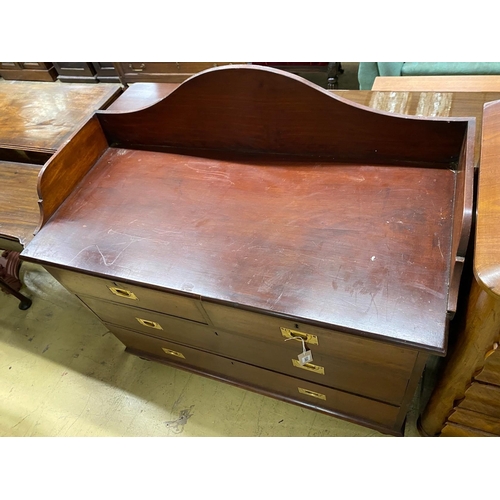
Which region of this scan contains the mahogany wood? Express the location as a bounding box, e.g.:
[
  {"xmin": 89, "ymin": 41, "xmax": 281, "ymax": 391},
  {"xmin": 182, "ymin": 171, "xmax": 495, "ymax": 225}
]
[
  {"xmin": 20, "ymin": 67, "xmax": 476, "ymax": 434},
  {"xmin": 79, "ymin": 298, "xmax": 417, "ymax": 405},
  {"xmin": 113, "ymin": 328, "xmax": 402, "ymax": 435}
]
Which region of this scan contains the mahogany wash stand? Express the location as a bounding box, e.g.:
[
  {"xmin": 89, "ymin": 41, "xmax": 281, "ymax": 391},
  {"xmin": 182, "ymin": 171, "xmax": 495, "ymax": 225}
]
[{"xmin": 21, "ymin": 66, "xmax": 475, "ymax": 435}]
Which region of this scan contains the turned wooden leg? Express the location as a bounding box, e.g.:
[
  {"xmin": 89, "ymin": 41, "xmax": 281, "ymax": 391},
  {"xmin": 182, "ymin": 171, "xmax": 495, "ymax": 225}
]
[{"xmin": 0, "ymin": 277, "xmax": 32, "ymax": 310}]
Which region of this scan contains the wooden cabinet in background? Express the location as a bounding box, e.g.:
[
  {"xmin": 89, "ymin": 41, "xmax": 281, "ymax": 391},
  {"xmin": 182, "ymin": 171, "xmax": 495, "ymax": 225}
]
[
  {"xmin": 53, "ymin": 63, "xmax": 120, "ymax": 83},
  {"xmin": 0, "ymin": 62, "xmax": 58, "ymax": 81},
  {"xmin": 113, "ymin": 62, "xmax": 244, "ymax": 84}
]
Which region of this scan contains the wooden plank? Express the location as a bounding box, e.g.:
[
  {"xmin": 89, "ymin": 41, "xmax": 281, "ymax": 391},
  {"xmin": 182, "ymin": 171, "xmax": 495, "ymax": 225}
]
[
  {"xmin": 0, "ymin": 80, "xmax": 122, "ymax": 152},
  {"xmin": 448, "ymin": 407, "xmax": 500, "ymax": 435},
  {"xmin": 459, "ymin": 381, "xmax": 500, "ymax": 418},
  {"xmin": 36, "ymin": 116, "xmax": 109, "ymax": 232},
  {"xmin": 97, "ymin": 66, "xmax": 470, "ymax": 167},
  {"xmin": 475, "ymin": 349, "xmax": 500, "ymax": 386},
  {"xmin": 373, "ymin": 75, "xmax": 500, "ymax": 92},
  {"xmin": 440, "ymin": 422, "xmax": 497, "ymax": 437},
  {"xmin": 106, "ymin": 83, "xmax": 180, "ymax": 112},
  {"xmin": 0, "ymin": 161, "xmax": 41, "ymax": 245}
]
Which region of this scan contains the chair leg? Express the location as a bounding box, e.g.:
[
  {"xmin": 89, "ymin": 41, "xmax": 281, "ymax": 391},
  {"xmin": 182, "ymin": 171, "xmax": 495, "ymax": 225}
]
[{"xmin": 327, "ymin": 62, "xmax": 344, "ymax": 90}]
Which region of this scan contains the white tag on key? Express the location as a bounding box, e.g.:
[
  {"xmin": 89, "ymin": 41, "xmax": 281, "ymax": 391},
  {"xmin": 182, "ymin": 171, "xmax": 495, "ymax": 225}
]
[
  {"xmin": 298, "ymin": 349, "xmax": 313, "ymax": 365},
  {"xmin": 284, "ymin": 335, "xmax": 313, "ymax": 365}
]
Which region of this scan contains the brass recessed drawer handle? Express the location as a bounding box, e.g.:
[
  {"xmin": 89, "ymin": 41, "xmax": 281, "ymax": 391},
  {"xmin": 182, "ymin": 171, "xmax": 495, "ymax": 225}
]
[
  {"xmin": 162, "ymin": 347, "xmax": 185, "ymax": 359},
  {"xmin": 136, "ymin": 317, "xmax": 163, "ymax": 330},
  {"xmin": 108, "ymin": 286, "xmax": 138, "ymax": 300},
  {"xmin": 281, "ymin": 327, "xmax": 318, "ymax": 345},
  {"xmin": 292, "ymin": 359, "xmax": 325, "ymax": 375},
  {"xmin": 298, "ymin": 387, "xmax": 326, "ymax": 400}
]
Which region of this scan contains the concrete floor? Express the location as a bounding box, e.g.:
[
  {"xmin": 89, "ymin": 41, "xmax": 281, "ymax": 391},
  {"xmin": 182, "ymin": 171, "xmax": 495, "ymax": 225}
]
[{"xmin": 0, "ymin": 260, "xmax": 428, "ymax": 437}]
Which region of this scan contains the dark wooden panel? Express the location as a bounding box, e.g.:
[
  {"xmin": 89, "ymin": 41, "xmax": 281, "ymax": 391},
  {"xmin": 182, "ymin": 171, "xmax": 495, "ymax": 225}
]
[
  {"xmin": 53, "ymin": 62, "xmax": 97, "ymax": 83},
  {"xmin": 97, "ymin": 66, "xmax": 471, "ymax": 166},
  {"xmin": 36, "ymin": 116, "xmax": 109, "ymax": 230},
  {"xmin": 81, "ymin": 293, "xmax": 415, "ymax": 405},
  {"xmin": 0, "ymin": 80, "xmax": 122, "ymax": 152},
  {"xmin": 91, "ymin": 63, "xmax": 120, "ymax": 82},
  {"xmin": 45, "ymin": 265, "xmax": 207, "ymax": 324},
  {"xmin": 448, "ymin": 407, "xmax": 500, "ymax": 435},
  {"xmin": 23, "ymin": 148, "xmax": 456, "ymax": 353},
  {"xmin": 0, "ymin": 62, "xmax": 57, "ymax": 81},
  {"xmin": 114, "ymin": 62, "xmax": 243, "ymax": 83},
  {"xmin": 0, "ymin": 161, "xmax": 42, "ymax": 245},
  {"xmin": 459, "ymin": 382, "xmax": 500, "ymax": 418},
  {"xmin": 111, "ymin": 327, "xmax": 402, "ymax": 434},
  {"xmin": 202, "ymin": 301, "xmax": 418, "ymax": 371}
]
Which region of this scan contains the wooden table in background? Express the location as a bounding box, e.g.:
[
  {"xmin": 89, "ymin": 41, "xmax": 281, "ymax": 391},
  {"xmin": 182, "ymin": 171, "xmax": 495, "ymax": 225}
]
[
  {"xmin": 0, "ymin": 80, "xmax": 122, "ymax": 247},
  {"xmin": 372, "ymin": 75, "xmax": 500, "ymax": 92}
]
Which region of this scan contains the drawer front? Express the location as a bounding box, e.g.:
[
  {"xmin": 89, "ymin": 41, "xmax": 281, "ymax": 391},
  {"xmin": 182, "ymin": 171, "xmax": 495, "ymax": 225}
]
[
  {"xmin": 202, "ymin": 301, "xmax": 418, "ymax": 374},
  {"xmin": 53, "ymin": 62, "xmax": 96, "ymax": 77},
  {"xmin": 46, "ymin": 266, "xmax": 207, "ymax": 324},
  {"xmin": 93, "ymin": 297, "xmax": 414, "ymax": 405},
  {"xmin": 119, "ymin": 62, "xmax": 236, "ymax": 74},
  {"xmin": 112, "ymin": 328, "xmax": 401, "ymax": 433}
]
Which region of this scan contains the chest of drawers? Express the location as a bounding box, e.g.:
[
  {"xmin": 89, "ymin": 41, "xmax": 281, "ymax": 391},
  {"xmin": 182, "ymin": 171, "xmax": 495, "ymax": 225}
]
[{"xmin": 20, "ymin": 66, "xmax": 475, "ymax": 435}]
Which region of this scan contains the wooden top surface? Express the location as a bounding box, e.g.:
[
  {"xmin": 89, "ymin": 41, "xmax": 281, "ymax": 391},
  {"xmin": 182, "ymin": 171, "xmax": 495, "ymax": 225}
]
[
  {"xmin": 372, "ymin": 75, "xmax": 500, "ymax": 92},
  {"xmin": 0, "ymin": 80, "xmax": 122, "ymax": 152},
  {"xmin": 0, "ymin": 161, "xmax": 41, "ymax": 245},
  {"xmin": 22, "ymin": 147, "xmax": 456, "ymax": 352},
  {"xmin": 475, "ymin": 100, "xmax": 500, "ymax": 297}
]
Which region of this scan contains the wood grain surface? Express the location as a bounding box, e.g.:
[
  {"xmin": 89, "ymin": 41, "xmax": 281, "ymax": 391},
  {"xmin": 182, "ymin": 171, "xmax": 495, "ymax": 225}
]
[
  {"xmin": 0, "ymin": 80, "xmax": 121, "ymax": 152},
  {"xmin": 0, "ymin": 161, "xmax": 41, "ymax": 245},
  {"xmin": 23, "ymin": 148, "xmax": 457, "ymax": 353},
  {"xmin": 475, "ymin": 100, "xmax": 500, "ymax": 296}
]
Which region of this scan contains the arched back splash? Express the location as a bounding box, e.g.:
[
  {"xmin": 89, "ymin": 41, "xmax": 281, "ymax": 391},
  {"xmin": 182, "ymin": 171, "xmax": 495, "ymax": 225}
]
[{"xmin": 97, "ymin": 65, "xmax": 469, "ymax": 166}]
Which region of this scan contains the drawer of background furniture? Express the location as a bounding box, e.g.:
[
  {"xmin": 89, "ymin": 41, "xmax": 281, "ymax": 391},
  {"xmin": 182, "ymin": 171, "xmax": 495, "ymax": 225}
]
[
  {"xmin": 201, "ymin": 301, "xmax": 418, "ymax": 375},
  {"xmin": 98, "ymin": 300, "xmax": 413, "ymax": 406},
  {"xmin": 113, "ymin": 327, "xmax": 401, "ymax": 433},
  {"xmin": 46, "ymin": 265, "xmax": 207, "ymax": 324},
  {"xmin": 118, "ymin": 62, "xmax": 237, "ymax": 75}
]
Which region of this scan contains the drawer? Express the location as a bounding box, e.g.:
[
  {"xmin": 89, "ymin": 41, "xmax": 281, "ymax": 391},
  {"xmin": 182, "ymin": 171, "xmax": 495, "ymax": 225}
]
[
  {"xmin": 202, "ymin": 301, "xmax": 418, "ymax": 375},
  {"xmin": 92, "ymin": 297, "xmax": 414, "ymax": 405},
  {"xmin": 119, "ymin": 62, "xmax": 235, "ymax": 74},
  {"xmin": 46, "ymin": 265, "xmax": 207, "ymax": 324},
  {"xmin": 112, "ymin": 328, "xmax": 402, "ymax": 433}
]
